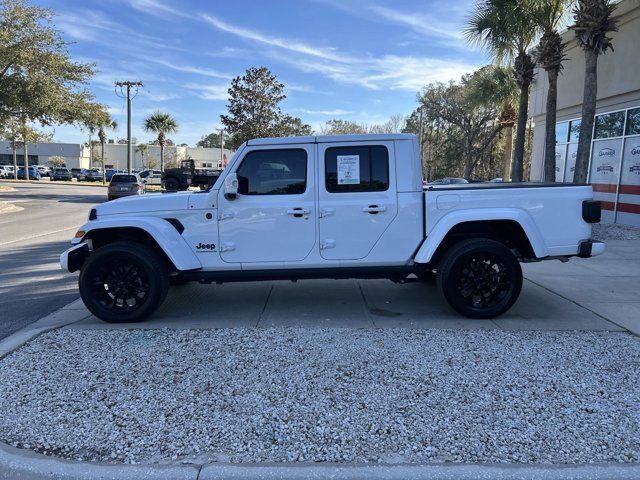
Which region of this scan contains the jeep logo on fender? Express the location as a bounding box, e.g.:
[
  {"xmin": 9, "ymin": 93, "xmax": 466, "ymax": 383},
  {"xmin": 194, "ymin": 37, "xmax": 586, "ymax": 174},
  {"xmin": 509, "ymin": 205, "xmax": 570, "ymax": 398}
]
[
  {"xmin": 599, "ymin": 148, "xmax": 615, "ymax": 157},
  {"xmin": 196, "ymin": 242, "xmax": 216, "ymax": 251}
]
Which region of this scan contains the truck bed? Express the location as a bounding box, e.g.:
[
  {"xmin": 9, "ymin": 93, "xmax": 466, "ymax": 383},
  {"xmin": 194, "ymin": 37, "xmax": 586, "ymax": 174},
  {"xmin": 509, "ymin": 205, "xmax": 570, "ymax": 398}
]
[{"xmin": 423, "ymin": 183, "xmax": 594, "ymax": 259}]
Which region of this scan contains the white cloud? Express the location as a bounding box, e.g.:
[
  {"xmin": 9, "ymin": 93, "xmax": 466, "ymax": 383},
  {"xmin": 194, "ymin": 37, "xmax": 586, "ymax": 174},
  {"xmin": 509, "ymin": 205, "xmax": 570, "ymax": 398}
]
[
  {"xmin": 200, "ymin": 14, "xmax": 350, "ymax": 63},
  {"xmin": 296, "ymin": 108, "xmax": 354, "ymax": 116},
  {"xmin": 149, "ymin": 58, "xmax": 231, "ymax": 80},
  {"xmin": 126, "ymin": 0, "xmax": 187, "ymax": 18},
  {"xmin": 199, "ymin": 13, "xmax": 479, "ymax": 91},
  {"xmin": 184, "ymin": 83, "xmax": 228, "ymax": 101},
  {"xmin": 368, "ymin": 6, "xmax": 464, "ymax": 41}
]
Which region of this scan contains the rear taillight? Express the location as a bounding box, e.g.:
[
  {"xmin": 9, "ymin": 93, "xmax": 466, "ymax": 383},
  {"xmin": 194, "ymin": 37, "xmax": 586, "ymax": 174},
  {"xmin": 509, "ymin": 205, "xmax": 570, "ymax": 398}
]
[
  {"xmin": 582, "ymin": 200, "xmax": 601, "ymax": 223},
  {"xmin": 132, "ymin": 183, "xmax": 141, "ymax": 190}
]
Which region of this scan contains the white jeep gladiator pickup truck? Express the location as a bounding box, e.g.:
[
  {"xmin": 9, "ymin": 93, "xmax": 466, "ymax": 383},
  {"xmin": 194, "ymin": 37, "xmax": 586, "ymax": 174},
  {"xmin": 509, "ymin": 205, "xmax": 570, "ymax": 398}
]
[{"xmin": 61, "ymin": 134, "xmax": 604, "ymax": 323}]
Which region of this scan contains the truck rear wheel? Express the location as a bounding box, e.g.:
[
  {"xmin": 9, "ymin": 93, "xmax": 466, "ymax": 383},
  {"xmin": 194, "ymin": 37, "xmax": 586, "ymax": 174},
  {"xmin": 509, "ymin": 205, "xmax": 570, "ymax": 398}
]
[
  {"xmin": 79, "ymin": 242, "xmax": 169, "ymax": 323},
  {"xmin": 164, "ymin": 177, "xmax": 180, "ymax": 191},
  {"xmin": 437, "ymin": 238, "xmax": 522, "ymax": 319}
]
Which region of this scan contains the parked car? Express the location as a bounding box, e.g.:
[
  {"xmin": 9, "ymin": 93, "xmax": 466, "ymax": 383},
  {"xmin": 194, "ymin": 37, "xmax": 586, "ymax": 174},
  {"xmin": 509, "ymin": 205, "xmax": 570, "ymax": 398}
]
[
  {"xmin": 85, "ymin": 169, "xmax": 104, "ymax": 182},
  {"xmin": 70, "ymin": 168, "xmax": 87, "ymax": 181},
  {"xmin": 139, "ymin": 169, "xmax": 163, "ymax": 186},
  {"xmin": 429, "ymin": 177, "xmax": 469, "ymax": 185},
  {"xmin": 107, "ymin": 173, "xmax": 145, "ymax": 201},
  {"xmin": 62, "ymin": 133, "xmax": 605, "ymax": 324},
  {"xmin": 17, "ymin": 166, "xmax": 41, "ymax": 180},
  {"xmin": 51, "ymin": 168, "xmax": 72, "ymax": 181},
  {"xmin": 105, "ymin": 169, "xmax": 126, "ymax": 182},
  {"xmin": 0, "ymin": 165, "xmax": 14, "ymax": 178},
  {"xmin": 36, "ymin": 165, "xmax": 51, "ymax": 177}
]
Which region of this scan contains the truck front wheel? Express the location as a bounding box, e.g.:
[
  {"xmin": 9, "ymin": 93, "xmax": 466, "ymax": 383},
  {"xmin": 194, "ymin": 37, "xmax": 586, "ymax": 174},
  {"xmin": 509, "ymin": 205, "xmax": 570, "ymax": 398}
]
[
  {"xmin": 437, "ymin": 238, "xmax": 522, "ymax": 319},
  {"xmin": 79, "ymin": 242, "xmax": 169, "ymax": 323}
]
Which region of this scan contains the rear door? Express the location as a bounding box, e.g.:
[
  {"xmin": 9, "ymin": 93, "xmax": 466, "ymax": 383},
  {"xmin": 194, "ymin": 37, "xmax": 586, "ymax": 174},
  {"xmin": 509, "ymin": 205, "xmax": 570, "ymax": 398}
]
[
  {"xmin": 217, "ymin": 144, "xmax": 316, "ymax": 263},
  {"xmin": 317, "ymin": 141, "xmax": 397, "ymax": 260}
]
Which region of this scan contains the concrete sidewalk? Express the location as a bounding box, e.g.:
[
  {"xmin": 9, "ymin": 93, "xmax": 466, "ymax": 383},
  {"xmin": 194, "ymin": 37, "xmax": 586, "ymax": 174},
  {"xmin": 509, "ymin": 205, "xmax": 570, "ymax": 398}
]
[
  {"xmin": 522, "ymin": 239, "xmax": 640, "ymax": 335},
  {"xmin": 67, "ymin": 240, "xmax": 640, "ymax": 335}
]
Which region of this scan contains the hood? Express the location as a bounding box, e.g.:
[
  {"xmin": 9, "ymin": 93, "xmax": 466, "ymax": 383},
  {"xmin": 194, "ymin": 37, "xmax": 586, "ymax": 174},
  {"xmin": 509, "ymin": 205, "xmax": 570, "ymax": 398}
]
[{"xmin": 96, "ymin": 192, "xmax": 192, "ymax": 216}]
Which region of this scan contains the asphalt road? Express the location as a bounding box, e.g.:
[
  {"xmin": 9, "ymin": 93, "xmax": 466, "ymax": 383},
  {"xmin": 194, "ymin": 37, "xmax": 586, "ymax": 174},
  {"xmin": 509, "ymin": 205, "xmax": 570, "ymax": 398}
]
[{"xmin": 0, "ymin": 181, "xmax": 106, "ymax": 339}]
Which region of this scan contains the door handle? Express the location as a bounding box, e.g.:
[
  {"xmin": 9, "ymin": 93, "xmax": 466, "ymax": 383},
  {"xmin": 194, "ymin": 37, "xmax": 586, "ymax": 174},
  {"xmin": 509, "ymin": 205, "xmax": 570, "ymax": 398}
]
[
  {"xmin": 362, "ymin": 205, "xmax": 386, "ymax": 214},
  {"xmin": 286, "ymin": 208, "xmax": 310, "ymax": 218}
]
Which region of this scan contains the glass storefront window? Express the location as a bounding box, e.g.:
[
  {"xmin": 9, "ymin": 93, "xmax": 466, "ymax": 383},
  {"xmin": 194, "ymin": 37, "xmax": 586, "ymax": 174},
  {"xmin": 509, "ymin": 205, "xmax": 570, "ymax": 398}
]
[
  {"xmin": 594, "ymin": 111, "xmax": 626, "ymax": 139},
  {"xmin": 555, "ymin": 122, "xmax": 569, "ymax": 144},
  {"xmin": 569, "ymin": 119, "xmax": 581, "ymax": 142},
  {"xmin": 626, "ymin": 108, "xmax": 640, "ymax": 136},
  {"xmin": 555, "ymin": 144, "xmax": 567, "ymax": 182}
]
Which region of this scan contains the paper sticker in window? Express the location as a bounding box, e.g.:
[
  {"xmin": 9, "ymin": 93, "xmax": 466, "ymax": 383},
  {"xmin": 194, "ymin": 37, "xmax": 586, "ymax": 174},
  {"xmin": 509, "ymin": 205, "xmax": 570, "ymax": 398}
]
[{"xmin": 337, "ymin": 155, "xmax": 360, "ymax": 185}]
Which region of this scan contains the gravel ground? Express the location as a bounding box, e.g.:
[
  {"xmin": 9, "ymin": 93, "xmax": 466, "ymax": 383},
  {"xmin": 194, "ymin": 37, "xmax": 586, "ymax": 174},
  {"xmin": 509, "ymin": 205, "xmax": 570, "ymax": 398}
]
[
  {"xmin": 592, "ymin": 223, "xmax": 640, "ymax": 241},
  {"xmin": 0, "ymin": 328, "xmax": 638, "ymax": 465}
]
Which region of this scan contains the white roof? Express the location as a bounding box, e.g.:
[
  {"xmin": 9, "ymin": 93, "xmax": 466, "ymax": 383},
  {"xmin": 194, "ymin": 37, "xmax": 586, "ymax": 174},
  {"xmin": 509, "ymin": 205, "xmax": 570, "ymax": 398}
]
[{"xmin": 246, "ymin": 133, "xmax": 416, "ymax": 146}]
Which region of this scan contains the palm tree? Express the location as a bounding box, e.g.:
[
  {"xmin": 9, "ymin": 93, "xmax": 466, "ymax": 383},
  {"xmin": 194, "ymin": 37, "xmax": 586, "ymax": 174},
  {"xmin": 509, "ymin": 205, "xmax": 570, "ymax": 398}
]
[
  {"xmin": 97, "ymin": 117, "xmax": 118, "ymax": 183},
  {"xmin": 465, "ymin": 0, "xmax": 538, "ymax": 182},
  {"xmin": 467, "ymin": 65, "xmax": 519, "ymax": 181},
  {"xmin": 533, "ymin": 1, "xmax": 571, "ymax": 182},
  {"xmin": 143, "ymin": 111, "xmax": 178, "ymax": 172},
  {"xmin": 570, "ymin": 0, "xmax": 618, "ymax": 183},
  {"xmin": 136, "ymin": 143, "xmax": 149, "ymax": 170}
]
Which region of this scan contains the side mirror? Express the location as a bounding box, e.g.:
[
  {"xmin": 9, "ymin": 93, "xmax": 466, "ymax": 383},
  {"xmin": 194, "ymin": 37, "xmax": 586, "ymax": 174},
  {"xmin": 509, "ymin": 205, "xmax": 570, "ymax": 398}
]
[{"xmin": 224, "ymin": 173, "xmax": 239, "ymax": 200}]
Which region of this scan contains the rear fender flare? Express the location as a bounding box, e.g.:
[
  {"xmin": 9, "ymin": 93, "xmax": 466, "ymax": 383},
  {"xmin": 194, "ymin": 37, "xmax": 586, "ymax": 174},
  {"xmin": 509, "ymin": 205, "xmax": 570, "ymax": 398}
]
[
  {"xmin": 73, "ymin": 217, "xmax": 201, "ymax": 271},
  {"xmin": 414, "ymin": 208, "xmax": 548, "ymax": 264}
]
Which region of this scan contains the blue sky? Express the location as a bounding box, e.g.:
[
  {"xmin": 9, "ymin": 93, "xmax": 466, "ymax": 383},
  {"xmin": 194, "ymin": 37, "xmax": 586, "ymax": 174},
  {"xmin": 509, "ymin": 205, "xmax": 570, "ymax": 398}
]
[{"xmin": 41, "ymin": 0, "xmax": 488, "ymax": 146}]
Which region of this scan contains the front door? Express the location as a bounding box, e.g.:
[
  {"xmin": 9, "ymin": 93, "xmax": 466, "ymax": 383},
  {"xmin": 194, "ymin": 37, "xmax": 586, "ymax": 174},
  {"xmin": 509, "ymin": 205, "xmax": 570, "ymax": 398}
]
[
  {"xmin": 217, "ymin": 145, "xmax": 316, "ymax": 263},
  {"xmin": 318, "ymin": 142, "xmax": 397, "ymax": 260}
]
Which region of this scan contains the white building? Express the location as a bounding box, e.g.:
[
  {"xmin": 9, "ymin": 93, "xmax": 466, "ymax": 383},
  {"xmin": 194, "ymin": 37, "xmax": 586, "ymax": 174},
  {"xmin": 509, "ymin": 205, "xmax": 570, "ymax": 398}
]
[
  {"xmin": 0, "ymin": 141, "xmax": 90, "ymax": 169},
  {"xmin": 0, "ymin": 140, "xmax": 232, "ymax": 171},
  {"xmin": 529, "ymin": 0, "xmax": 640, "ymax": 226}
]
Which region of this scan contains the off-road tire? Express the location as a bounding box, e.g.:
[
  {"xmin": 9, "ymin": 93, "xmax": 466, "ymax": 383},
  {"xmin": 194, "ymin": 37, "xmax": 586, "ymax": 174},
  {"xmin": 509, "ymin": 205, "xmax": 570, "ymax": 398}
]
[
  {"xmin": 164, "ymin": 177, "xmax": 180, "ymax": 191},
  {"xmin": 437, "ymin": 238, "xmax": 522, "ymax": 319},
  {"xmin": 79, "ymin": 242, "xmax": 169, "ymax": 323}
]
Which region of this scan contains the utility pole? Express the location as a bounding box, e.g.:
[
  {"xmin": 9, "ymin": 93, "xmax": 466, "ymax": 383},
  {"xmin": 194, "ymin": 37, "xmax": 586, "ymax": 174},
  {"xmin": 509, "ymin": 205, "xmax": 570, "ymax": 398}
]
[
  {"xmin": 418, "ymin": 107, "xmax": 424, "ymax": 176},
  {"xmin": 215, "ymin": 128, "xmax": 225, "ymax": 168},
  {"xmin": 115, "ymin": 81, "xmax": 143, "ymax": 173},
  {"xmin": 218, "ymin": 128, "xmax": 224, "ymax": 169}
]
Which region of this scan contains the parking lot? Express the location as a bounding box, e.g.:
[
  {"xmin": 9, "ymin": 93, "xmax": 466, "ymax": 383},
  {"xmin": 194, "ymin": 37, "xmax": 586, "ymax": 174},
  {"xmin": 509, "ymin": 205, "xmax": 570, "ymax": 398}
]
[{"xmin": 0, "ymin": 182, "xmax": 106, "ymax": 339}]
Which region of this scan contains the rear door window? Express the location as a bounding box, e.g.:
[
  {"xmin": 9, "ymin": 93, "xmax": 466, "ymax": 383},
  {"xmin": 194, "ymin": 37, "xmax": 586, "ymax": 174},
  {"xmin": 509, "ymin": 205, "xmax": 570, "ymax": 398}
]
[{"xmin": 325, "ymin": 145, "xmax": 389, "ymax": 193}]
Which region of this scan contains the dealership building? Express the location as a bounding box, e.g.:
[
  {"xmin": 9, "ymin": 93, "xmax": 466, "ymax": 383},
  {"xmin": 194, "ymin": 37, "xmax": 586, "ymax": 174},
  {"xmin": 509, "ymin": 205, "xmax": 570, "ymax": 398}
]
[
  {"xmin": 0, "ymin": 141, "xmax": 232, "ymax": 171},
  {"xmin": 529, "ymin": 0, "xmax": 640, "ymax": 226}
]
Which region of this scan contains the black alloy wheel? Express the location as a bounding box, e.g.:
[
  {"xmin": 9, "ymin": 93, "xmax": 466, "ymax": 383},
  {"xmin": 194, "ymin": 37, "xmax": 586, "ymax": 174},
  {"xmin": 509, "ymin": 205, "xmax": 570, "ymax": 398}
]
[
  {"xmin": 437, "ymin": 238, "xmax": 522, "ymax": 319},
  {"xmin": 79, "ymin": 242, "xmax": 169, "ymax": 323}
]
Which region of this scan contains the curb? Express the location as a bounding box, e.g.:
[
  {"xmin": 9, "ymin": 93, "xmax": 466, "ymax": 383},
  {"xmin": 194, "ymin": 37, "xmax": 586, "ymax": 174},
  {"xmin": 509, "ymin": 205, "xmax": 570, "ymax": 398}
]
[
  {"xmin": 0, "ymin": 443, "xmax": 198, "ymax": 480},
  {"xmin": 0, "ymin": 299, "xmax": 91, "ymax": 360},
  {"xmin": 1, "ymin": 302, "xmax": 639, "ymax": 480},
  {"xmin": 2, "ymin": 440, "xmax": 639, "ymax": 480},
  {"xmin": 199, "ymin": 463, "xmax": 640, "ymax": 480},
  {"xmin": 0, "ymin": 201, "xmax": 23, "ymax": 214}
]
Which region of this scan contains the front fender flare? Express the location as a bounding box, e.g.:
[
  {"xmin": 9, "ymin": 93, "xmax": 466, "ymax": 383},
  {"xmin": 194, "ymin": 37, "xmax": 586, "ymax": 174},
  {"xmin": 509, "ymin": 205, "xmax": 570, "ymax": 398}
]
[
  {"xmin": 414, "ymin": 208, "xmax": 549, "ymax": 264},
  {"xmin": 72, "ymin": 216, "xmax": 202, "ymax": 271}
]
